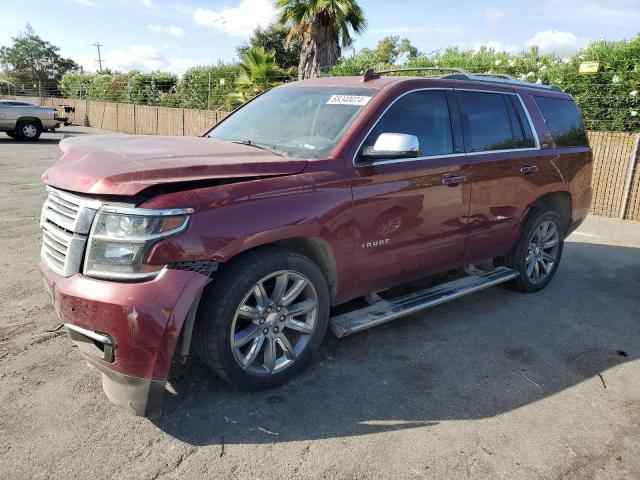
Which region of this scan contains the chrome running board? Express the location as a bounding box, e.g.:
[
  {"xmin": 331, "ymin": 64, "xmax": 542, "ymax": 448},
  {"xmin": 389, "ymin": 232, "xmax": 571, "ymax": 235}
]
[{"xmin": 329, "ymin": 267, "xmax": 519, "ymax": 338}]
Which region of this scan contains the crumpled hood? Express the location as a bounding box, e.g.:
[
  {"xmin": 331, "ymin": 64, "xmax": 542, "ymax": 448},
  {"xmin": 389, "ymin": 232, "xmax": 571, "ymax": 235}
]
[{"xmin": 43, "ymin": 135, "xmax": 309, "ymax": 196}]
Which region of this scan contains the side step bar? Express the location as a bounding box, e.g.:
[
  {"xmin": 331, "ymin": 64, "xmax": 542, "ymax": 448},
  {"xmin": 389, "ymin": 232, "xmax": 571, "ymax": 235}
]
[{"xmin": 329, "ymin": 267, "xmax": 519, "ymax": 338}]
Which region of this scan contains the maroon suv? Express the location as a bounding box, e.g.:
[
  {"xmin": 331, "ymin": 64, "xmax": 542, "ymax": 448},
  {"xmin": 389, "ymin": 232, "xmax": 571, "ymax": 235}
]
[{"xmin": 39, "ymin": 69, "xmax": 592, "ymax": 416}]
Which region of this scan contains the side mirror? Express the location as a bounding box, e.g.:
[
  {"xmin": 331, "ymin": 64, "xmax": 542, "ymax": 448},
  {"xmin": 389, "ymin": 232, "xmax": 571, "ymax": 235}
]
[{"xmin": 361, "ymin": 133, "xmax": 420, "ymax": 159}]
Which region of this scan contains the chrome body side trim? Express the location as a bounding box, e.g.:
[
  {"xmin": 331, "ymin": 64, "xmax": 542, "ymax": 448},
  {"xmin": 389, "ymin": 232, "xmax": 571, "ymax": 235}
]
[
  {"xmin": 352, "ymin": 87, "xmax": 541, "ymax": 168},
  {"xmin": 65, "ymin": 322, "xmax": 114, "ymax": 346},
  {"xmin": 100, "ymin": 206, "xmax": 195, "ymax": 216}
]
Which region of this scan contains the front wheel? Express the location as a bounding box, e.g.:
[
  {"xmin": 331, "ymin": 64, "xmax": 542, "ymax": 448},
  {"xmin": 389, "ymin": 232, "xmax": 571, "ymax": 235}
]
[
  {"xmin": 194, "ymin": 247, "xmax": 330, "ymax": 389},
  {"xmin": 495, "ymin": 210, "xmax": 564, "ymax": 292}
]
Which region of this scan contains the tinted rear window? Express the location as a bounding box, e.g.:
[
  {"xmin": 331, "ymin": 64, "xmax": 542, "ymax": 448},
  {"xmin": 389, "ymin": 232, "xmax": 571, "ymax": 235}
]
[
  {"xmin": 534, "ymin": 96, "xmax": 588, "ymax": 147},
  {"xmin": 457, "ymin": 91, "xmax": 525, "ymax": 152}
]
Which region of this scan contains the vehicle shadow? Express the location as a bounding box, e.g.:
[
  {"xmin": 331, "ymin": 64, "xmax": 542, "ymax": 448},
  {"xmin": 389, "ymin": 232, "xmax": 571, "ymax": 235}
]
[
  {"xmin": 153, "ymin": 240, "xmax": 640, "ymax": 446},
  {"xmin": 0, "ymin": 129, "xmax": 92, "ymax": 145},
  {"xmin": 0, "ymin": 139, "xmax": 64, "ymax": 145}
]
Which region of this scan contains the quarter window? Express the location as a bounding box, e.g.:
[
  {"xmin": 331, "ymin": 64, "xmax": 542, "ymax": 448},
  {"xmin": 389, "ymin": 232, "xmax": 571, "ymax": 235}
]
[
  {"xmin": 359, "ymin": 90, "xmax": 454, "ymax": 160},
  {"xmin": 534, "ymin": 96, "xmax": 588, "ymax": 147}
]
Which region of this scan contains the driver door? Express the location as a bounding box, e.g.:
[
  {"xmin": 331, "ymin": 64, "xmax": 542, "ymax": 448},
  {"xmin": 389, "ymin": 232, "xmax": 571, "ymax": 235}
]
[{"xmin": 351, "ymin": 89, "xmax": 472, "ymax": 293}]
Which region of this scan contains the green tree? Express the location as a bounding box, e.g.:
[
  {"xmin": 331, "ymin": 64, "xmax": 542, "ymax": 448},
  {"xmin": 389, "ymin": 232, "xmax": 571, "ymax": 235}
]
[
  {"xmin": 59, "ymin": 71, "xmax": 92, "ymax": 98},
  {"xmin": 228, "ymin": 48, "xmax": 284, "ymax": 107},
  {"xmin": 237, "ymin": 23, "xmax": 302, "ymax": 71},
  {"xmin": 176, "ymin": 63, "xmax": 239, "ymax": 109},
  {"xmin": 276, "ymin": 0, "xmax": 367, "ymax": 79},
  {"xmin": 359, "ymin": 36, "xmax": 420, "ymax": 64},
  {"xmin": 129, "ymin": 71, "xmax": 178, "ymax": 104},
  {"xmin": 85, "ymin": 74, "xmax": 119, "ymax": 101},
  {"xmin": 0, "ymin": 24, "xmax": 78, "ymax": 94}
]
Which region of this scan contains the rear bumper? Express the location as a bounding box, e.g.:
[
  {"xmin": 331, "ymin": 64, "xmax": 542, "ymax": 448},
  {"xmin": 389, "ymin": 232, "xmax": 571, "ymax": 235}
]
[
  {"xmin": 42, "ymin": 120, "xmax": 61, "ymax": 129},
  {"xmin": 39, "ymin": 261, "xmax": 211, "ymax": 416}
]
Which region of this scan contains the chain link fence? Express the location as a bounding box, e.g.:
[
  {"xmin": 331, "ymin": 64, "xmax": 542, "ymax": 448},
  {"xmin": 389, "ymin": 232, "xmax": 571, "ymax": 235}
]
[{"xmin": 2, "ymin": 81, "xmax": 639, "ymax": 222}]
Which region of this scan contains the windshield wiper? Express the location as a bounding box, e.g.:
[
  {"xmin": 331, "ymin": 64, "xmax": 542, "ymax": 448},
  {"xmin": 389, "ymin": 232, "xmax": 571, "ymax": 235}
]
[{"xmin": 230, "ymin": 139, "xmax": 288, "ymax": 157}]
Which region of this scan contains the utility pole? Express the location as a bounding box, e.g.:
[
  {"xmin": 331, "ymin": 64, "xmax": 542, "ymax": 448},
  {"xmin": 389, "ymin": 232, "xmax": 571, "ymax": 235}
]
[{"xmin": 93, "ymin": 41, "xmax": 104, "ymax": 72}]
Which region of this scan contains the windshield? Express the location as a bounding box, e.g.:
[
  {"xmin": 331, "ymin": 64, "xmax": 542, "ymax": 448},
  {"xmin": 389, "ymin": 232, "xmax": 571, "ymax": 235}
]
[{"xmin": 208, "ymin": 86, "xmax": 377, "ymax": 159}]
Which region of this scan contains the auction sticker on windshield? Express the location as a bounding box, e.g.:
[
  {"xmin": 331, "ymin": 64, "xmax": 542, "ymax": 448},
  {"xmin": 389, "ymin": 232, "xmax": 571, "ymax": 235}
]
[{"xmin": 327, "ymin": 95, "xmax": 372, "ymax": 106}]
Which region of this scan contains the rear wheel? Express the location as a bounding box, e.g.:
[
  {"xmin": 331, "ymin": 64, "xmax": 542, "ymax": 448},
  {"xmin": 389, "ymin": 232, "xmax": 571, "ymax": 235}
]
[
  {"xmin": 495, "ymin": 210, "xmax": 564, "ymax": 292},
  {"xmin": 16, "ymin": 120, "xmax": 41, "ymax": 141},
  {"xmin": 195, "ymin": 247, "xmax": 330, "ymax": 389}
]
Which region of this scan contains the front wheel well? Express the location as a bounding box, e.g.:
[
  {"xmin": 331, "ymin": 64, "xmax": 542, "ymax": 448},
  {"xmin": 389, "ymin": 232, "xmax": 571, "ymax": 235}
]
[
  {"xmin": 528, "ymin": 192, "xmax": 573, "ymax": 233},
  {"xmin": 268, "ymin": 237, "xmax": 338, "ymax": 303},
  {"xmin": 216, "ymin": 238, "xmax": 338, "ymax": 303}
]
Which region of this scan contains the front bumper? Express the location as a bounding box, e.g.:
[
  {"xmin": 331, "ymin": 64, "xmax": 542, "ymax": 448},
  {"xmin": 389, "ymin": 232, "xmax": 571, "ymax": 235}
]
[{"xmin": 40, "ymin": 261, "xmax": 211, "ymax": 416}]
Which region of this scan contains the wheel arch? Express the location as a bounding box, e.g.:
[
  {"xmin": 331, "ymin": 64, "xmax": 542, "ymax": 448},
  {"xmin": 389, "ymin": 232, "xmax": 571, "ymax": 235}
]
[
  {"xmin": 268, "ymin": 236, "xmax": 339, "ymax": 303},
  {"xmin": 173, "ymin": 236, "xmax": 339, "ymax": 361},
  {"xmin": 17, "ymin": 116, "xmax": 43, "ymax": 128},
  {"xmin": 526, "ymin": 191, "xmax": 573, "ymax": 233}
]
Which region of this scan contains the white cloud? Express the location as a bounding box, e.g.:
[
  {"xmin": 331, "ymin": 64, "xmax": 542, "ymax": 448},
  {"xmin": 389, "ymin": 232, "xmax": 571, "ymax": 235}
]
[
  {"xmin": 472, "ymin": 41, "xmax": 519, "ymax": 54},
  {"xmin": 66, "ymin": 46, "xmax": 211, "ymax": 74},
  {"xmin": 105, "ymin": 46, "xmax": 169, "ymax": 71},
  {"xmin": 484, "ymin": 8, "xmax": 504, "ymax": 27},
  {"xmin": 66, "ymin": 0, "xmax": 96, "ymax": 6},
  {"xmin": 193, "ymin": 0, "xmax": 277, "ymax": 37},
  {"xmin": 370, "ymin": 28, "xmax": 410, "ymax": 34},
  {"xmin": 147, "ymin": 25, "xmax": 185, "ymax": 37},
  {"xmin": 525, "ymin": 30, "xmax": 589, "ymax": 55}
]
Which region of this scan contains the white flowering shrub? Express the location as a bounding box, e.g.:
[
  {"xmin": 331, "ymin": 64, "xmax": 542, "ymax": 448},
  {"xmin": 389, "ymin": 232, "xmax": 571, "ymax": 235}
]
[{"xmin": 331, "ymin": 35, "xmax": 640, "ymax": 132}]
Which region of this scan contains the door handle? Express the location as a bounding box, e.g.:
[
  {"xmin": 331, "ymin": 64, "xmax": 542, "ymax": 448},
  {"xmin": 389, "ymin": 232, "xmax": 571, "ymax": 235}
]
[
  {"xmin": 520, "ymin": 165, "xmax": 538, "ymax": 174},
  {"xmin": 442, "ymin": 175, "xmax": 466, "ymax": 186}
]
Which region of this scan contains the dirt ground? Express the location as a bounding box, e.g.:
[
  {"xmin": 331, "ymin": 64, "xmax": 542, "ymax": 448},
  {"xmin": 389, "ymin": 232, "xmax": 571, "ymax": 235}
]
[{"xmin": 1, "ymin": 127, "xmax": 640, "ymax": 480}]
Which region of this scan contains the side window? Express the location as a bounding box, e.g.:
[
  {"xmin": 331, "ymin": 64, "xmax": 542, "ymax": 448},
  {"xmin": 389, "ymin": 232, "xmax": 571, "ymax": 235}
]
[
  {"xmin": 359, "ymin": 90, "xmax": 454, "ymax": 159},
  {"xmin": 534, "ymin": 96, "xmax": 588, "ymax": 147},
  {"xmin": 508, "ymin": 96, "xmax": 536, "ymax": 148},
  {"xmin": 457, "ymin": 91, "xmax": 518, "ymax": 152}
]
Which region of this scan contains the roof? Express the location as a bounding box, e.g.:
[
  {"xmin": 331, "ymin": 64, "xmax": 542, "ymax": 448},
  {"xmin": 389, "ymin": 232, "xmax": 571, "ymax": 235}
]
[{"xmin": 284, "ymin": 71, "xmax": 568, "ymax": 97}]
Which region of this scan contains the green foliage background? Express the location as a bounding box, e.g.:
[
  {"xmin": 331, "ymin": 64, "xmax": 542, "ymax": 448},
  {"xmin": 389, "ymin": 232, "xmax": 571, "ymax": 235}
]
[
  {"xmin": 331, "ymin": 35, "xmax": 640, "ymax": 132},
  {"xmin": 58, "ymin": 34, "xmax": 640, "ymax": 132}
]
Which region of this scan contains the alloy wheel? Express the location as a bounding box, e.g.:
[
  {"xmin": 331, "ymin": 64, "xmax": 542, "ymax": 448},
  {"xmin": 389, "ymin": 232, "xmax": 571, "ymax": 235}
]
[
  {"xmin": 525, "ymin": 220, "xmax": 560, "ymax": 284},
  {"xmin": 230, "ymin": 270, "xmax": 318, "ymax": 375}
]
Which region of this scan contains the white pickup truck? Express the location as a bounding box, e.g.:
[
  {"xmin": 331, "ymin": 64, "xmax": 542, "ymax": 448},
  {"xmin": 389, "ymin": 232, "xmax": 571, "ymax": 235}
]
[{"xmin": 0, "ymin": 100, "xmax": 60, "ymax": 140}]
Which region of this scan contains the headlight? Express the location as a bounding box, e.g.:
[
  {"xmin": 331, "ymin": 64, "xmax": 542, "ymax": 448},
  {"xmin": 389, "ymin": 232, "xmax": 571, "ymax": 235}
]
[{"xmin": 84, "ymin": 206, "xmax": 193, "ymax": 280}]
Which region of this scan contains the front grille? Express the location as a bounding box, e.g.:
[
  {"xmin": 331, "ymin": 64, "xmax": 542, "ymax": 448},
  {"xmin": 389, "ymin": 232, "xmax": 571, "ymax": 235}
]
[
  {"xmin": 40, "ymin": 188, "xmax": 101, "ymax": 277},
  {"xmin": 170, "ymin": 260, "xmax": 218, "ymax": 276}
]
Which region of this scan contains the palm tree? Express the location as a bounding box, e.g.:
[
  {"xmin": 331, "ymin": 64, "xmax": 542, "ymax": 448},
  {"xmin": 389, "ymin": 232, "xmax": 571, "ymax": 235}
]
[
  {"xmin": 276, "ymin": 0, "xmax": 366, "ymax": 79},
  {"xmin": 227, "ymin": 48, "xmax": 286, "ymax": 108}
]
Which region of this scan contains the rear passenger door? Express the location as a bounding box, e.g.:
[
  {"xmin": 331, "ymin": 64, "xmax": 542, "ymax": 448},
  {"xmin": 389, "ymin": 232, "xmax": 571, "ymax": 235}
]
[
  {"xmin": 351, "ymin": 89, "xmax": 472, "ymax": 293},
  {"xmin": 455, "ymin": 89, "xmax": 552, "ymax": 260}
]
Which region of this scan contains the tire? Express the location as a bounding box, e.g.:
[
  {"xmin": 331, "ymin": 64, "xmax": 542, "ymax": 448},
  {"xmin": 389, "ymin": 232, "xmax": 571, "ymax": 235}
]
[
  {"xmin": 16, "ymin": 120, "xmax": 41, "ymax": 141},
  {"xmin": 194, "ymin": 246, "xmax": 330, "ymax": 389},
  {"xmin": 494, "ymin": 210, "xmax": 564, "ymax": 293},
  {"xmin": 5, "ymin": 131, "xmax": 17, "ymax": 139}
]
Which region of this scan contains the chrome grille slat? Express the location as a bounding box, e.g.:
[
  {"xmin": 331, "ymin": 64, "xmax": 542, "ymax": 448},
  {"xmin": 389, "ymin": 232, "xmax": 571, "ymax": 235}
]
[
  {"xmin": 43, "ymin": 243, "xmax": 66, "ymax": 263},
  {"xmin": 46, "ymin": 198, "xmax": 78, "ymax": 221},
  {"xmin": 42, "ymin": 232, "xmax": 68, "ymax": 255},
  {"xmin": 48, "ymin": 194, "xmax": 80, "ymax": 211},
  {"xmin": 42, "ymin": 250, "xmax": 65, "ymax": 269},
  {"xmin": 40, "ymin": 188, "xmax": 101, "ymax": 277}
]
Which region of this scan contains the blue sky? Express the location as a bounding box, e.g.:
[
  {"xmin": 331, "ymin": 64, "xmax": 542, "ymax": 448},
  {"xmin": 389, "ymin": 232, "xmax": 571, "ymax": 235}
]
[{"xmin": 1, "ymin": 0, "xmax": 639, "ymax": 74}]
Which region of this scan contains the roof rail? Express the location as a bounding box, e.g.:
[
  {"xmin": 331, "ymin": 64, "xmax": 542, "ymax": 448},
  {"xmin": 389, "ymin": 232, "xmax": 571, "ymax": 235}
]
[
  {"xmin": 362, "ymin": 67, "xmax": 472, "ymax": 80},
  {"xmin": 472, "ymin": 73, "xmax": 517, "ymax": 80},
  {"xmin": 361, "ymin": 67, "xmax": 561, "ymax": 92}
]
